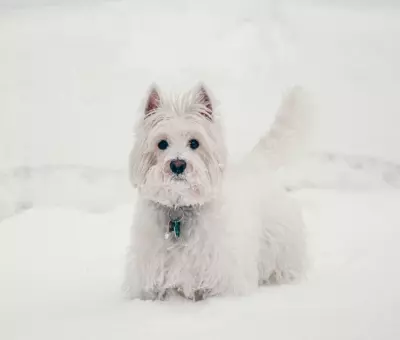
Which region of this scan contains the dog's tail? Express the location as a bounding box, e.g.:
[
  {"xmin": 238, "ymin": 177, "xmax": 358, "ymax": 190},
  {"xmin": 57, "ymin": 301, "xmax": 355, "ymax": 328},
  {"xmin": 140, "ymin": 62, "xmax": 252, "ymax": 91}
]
[{"xmin": 250, "ymin": 86, "xmax": 314, "ymax": 170}]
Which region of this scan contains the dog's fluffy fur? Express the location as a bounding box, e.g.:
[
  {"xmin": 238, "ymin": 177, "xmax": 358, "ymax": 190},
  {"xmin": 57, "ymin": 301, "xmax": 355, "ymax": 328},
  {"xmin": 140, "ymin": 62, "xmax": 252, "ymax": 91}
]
[{"xmin": 124, "ymin": 84, "xmax": 309, "ymax": 301}]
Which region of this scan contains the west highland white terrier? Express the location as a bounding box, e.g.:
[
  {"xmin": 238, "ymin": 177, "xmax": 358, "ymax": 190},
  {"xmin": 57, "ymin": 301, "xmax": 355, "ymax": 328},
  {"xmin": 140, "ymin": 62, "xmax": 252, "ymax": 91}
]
[{"xmin": 124, "ymin": 83, "xmax": 309, "ymax": 301}]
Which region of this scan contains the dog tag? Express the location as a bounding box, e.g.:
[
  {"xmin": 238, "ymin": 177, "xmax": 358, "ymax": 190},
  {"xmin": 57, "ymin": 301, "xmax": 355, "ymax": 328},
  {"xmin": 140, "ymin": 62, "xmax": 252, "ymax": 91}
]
[
  {"xmin": 169, "ymin": 220, "xmax": 181, "ymax": 238},
  {"xmin": 168, "ymin": 207, "xmax": 183, "ymax": 239}
]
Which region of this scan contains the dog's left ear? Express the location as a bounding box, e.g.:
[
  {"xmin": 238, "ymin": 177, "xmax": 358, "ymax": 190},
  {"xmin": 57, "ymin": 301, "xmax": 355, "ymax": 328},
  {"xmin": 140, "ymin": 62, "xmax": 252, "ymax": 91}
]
[
  {"xmin": 195, "ymin": 84, "xmax": 213, "ymax": 120},
  {"xmin": 144, "ymin": 84, "xmax": 161, "ymax": 117}
]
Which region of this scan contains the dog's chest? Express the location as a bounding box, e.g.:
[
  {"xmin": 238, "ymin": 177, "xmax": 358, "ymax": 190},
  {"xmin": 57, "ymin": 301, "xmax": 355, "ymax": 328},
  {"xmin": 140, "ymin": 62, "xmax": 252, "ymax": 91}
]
[{"xmin": 134, "ymin": 204, "xmax": 233, "ymax": 290}]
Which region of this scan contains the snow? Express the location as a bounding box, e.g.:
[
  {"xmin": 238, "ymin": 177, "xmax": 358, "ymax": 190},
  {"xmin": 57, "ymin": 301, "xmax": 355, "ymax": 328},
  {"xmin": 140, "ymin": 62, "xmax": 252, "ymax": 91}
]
[
  {"xmin": 2, "ymin": 190, "xmax": 400, "ymax": 339},
  {"xmin": 1, "ymin": 0, "xmax": 400, "ymax": 339}
]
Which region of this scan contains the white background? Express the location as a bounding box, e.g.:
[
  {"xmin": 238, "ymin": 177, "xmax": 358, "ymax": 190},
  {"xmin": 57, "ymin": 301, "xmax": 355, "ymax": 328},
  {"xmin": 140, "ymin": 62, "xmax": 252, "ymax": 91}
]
[{"xmin": 1, "ymin": 1, "xmax": 400, "ymax": 339}]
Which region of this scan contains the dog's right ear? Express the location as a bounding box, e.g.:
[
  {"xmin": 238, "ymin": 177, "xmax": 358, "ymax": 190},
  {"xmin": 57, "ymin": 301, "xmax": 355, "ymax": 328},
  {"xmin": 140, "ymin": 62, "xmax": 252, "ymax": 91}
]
[{"xmin": 144, "ymin": 84, "xmax": 161, "ymax": 117}]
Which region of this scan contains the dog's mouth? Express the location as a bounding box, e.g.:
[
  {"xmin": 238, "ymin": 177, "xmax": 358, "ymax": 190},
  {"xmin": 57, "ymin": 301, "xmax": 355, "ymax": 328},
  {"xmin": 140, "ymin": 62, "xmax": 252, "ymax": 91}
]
[{"xmin": 171, "ymin": 175, "xmax": 186, "ymax": 182}]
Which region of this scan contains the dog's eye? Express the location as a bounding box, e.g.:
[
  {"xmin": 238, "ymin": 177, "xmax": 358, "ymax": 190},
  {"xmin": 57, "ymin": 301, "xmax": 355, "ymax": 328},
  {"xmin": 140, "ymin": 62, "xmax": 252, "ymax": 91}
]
[
  {"xmin": 189, "ymin": 139, "xmax": 200, "ymax": 150},
  {"xmin": 158, "ymin": 140, "xmax": 169, "ymax": 150}
]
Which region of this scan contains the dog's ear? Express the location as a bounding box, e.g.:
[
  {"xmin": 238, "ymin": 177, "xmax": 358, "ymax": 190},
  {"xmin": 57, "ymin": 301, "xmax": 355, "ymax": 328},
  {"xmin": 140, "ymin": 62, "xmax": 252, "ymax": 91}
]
[
  {"xmin": 195, "ymin": 84, "xmax": 213, "ymax": 120},
  {"xmin": 145, "ymin": 84, "xmax": 161, "ymax": 116}
]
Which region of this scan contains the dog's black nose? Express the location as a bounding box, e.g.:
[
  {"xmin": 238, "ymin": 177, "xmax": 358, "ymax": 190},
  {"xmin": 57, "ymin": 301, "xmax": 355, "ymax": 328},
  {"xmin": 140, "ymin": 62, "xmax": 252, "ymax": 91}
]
[{"xmin": 170, "ymin": 159, "xmax": 187, "ymax": 175}]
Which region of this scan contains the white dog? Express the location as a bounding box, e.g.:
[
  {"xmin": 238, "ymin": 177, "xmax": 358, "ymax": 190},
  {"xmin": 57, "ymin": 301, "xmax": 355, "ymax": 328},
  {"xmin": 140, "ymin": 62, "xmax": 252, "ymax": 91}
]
[{"xmin": 124, "ymin": 84, "xmax": 309, "ymax": 301}]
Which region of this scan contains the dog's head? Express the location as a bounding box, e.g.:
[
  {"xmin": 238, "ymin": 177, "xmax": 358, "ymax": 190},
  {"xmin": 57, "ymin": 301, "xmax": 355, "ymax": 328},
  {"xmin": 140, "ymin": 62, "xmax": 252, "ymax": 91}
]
[{"xmin": 129, "ymin": 84, "xmax": 226, "ymax": 207}]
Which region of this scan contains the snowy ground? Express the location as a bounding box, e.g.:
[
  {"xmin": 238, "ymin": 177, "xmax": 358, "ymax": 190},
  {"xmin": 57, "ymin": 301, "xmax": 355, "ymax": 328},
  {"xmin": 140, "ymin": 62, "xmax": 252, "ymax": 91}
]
[
  {"xmin": 2, "ymin": 189, "xmax": 400, "ymax": 339},
  {"xmin": 1, "ymin": 0, "xmax": 400, "ymax": 339}
]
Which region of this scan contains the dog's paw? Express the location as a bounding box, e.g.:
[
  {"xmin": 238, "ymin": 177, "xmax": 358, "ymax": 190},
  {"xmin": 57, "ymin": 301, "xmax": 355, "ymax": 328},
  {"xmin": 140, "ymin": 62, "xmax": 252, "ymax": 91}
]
[
  {"xmin": 140, "ymin": 289, "xmax": 169, "ymax": 301},
  {"xmin": 192, "ymin": 289, "xmax": 211, "ymax": 302},
  {"xmin": 175, "ymin": 288, "xmax": 212, "ymax": 301},
  {"xmin": 260, "ymin": 269, "xmax": 300, "ymax": 286}
]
